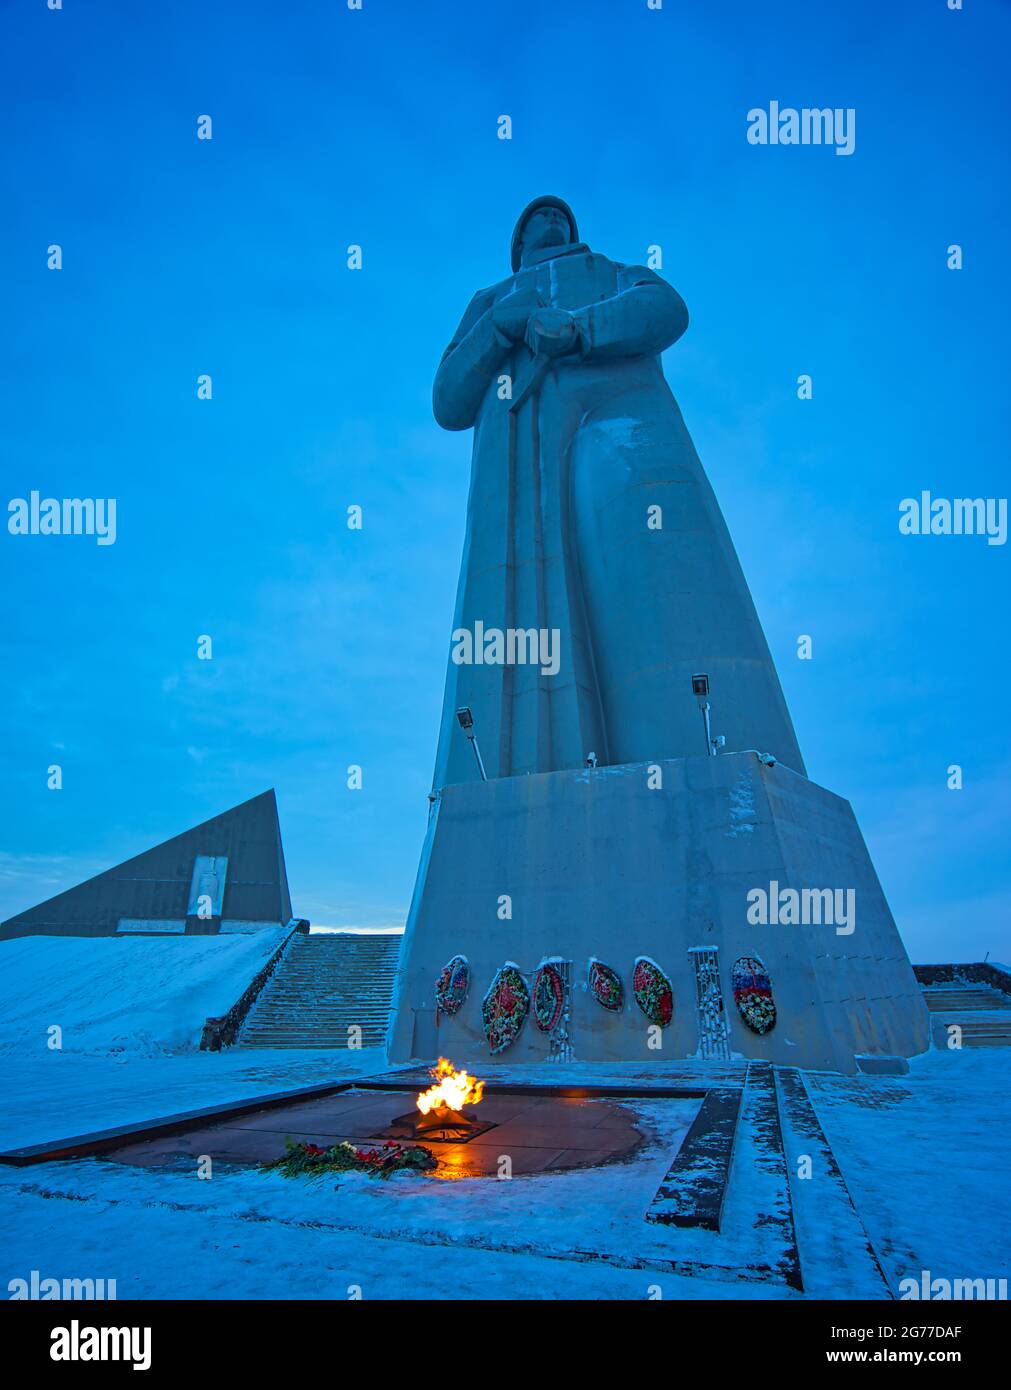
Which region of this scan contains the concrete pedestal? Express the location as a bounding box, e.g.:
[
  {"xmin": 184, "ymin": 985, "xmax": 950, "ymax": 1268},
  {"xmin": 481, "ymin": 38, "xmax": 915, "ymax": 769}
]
[{"xmin": 388, "ymin": 752, "xmax": 930, "ymax": 1074}]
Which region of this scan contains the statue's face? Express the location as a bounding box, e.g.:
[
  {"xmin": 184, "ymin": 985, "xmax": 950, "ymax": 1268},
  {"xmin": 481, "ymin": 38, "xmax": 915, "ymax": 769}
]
[{"xmin": 520, "ymin": 206, "xmax": 572, "ymax": 261}]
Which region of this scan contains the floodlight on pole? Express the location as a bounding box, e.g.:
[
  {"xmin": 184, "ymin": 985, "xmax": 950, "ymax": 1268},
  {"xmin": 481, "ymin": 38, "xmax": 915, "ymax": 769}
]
[
  {"xmin": 691, "ymin": 673, "xmax": 724, "ymax": 757},
  {"xmin": 455, "ymin": 706, "xmax": 488, "ymax": 781}
]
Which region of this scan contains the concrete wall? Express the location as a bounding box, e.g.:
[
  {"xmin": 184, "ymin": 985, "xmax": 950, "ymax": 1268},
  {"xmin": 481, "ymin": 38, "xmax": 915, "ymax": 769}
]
[
  {"xmin": 0, "ymin": 790, "xmax": 292, "ymax": 940},
  {"xmin": 388, "ymin": 752, "xmax": 930, "ymax": 1073}
]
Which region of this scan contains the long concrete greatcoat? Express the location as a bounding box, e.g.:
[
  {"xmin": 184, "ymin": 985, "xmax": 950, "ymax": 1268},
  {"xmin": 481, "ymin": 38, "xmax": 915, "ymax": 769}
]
[{"xmin": 431, "ymin": 239, "xmax": 805, "ymax": 788}]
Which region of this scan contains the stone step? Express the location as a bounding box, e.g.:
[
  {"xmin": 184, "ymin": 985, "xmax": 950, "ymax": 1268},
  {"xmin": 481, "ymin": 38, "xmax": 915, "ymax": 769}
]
[
  {"xmin": 241, "ymin": 1018, "xmax": 390, "ymax": 1029},
  {"xmin": 942, "ymin": 1011, "xmax": 1011, "ymax": 1020},
  {"xmin": 288, "ymin": 950, "xmax": 399, "ymax": 957},
  {"xmin": 243, "ymin": 1007, "xmax": 391, "ymax": 1015},
  {"xmin": 260, "ymin": 986, "xmax": 396, "ymax": 995},
  {"xmin": 249, "ymin": 1003, "xmax": 391, "ymax": 1011},
  {"xmin": 277, "ymin": 970, "xmax": 397, "ymax": 977},
  {"xmin": 241, "ymin": 1024, "xmax": 386, "ymax": 1033},
  {"xmin": 271, "ymin": 957, "xmax": 399, "ymax": 964},
  {"xmin": 261, "ymin": 973, "xmax": 400, "ymax": 984},
  {"xmin": 245, "ymin": 1006, "xmax": 392, "ymax": 1016},
  {"xmin": 252, "ymin": 998, "xmax": 392, "ymax": 1006},
  {"xmin": 239, "ymin": 1045, "xmax": 388, "ymax": 1051},
  {"xmin": 240, "ymin": 1036, "xmax": 389, "ymax": 1043},
  {"xmin": 241, "ymin": 1030, "xmax": 389, "ymax": 1039},
  {"xmin": 250, "ymin": 1004, "xmax": 392, "ymax": 1012},
  {"xmin": 288, "ymin": 940, "xmax": 400, "ymax": 950},
  {"xmin": 274, "ymin": 954, "xmax": 398, "ymax": 960},
  {"xmin": 774, "ymin": 1068, "xmax": 891, "ymax": 1296},
  {"xmin": 925, "ymin": 996, "xmax": 996, "ymax": 1005},
  {"xmin": 262, "ymin": 987, "xmax": 396, "ymax": 995},
  {"xmin": 245, "ymin": 1003, "xmax": 392, "ymax": 1012},
  {"xmin": 236, "ymin": 930, "xmax": 400, "ymax": 1050},
  {"xmin": 948, "ymin": 1019, "xmax": 1011, "ymax": 1026},
  {"xmin": 239, "ymin": 1028, "xmax": 389, "ymax": 1038},
  {"xmin": 263, "ymin": 980, "xmax": 398, "ymax": 988},
  {"xmin": 242, "ymin": 1017, "xmax": 390, "ymax": 1026},
  {"xmin": 272, "ymin": 976, "xmax": 397, "ymax": 983},
  {"xmin": 948, "ymin": 1024, "xmax": 1011, "ymax": 1035},
  {"xmin": 278, "ymin": 947, "xmax": 399, "ymax": 955},
  {"xmin": 243, "ymin": 1018, "xmax": 392, "ymax": 1026},
  {"xmin": 244, "ymin": 1027, "xmax": 390, "ymax": 1034},
  {"xmin": 929, "ymin": 1024, "xmax": 1011, "ymax": 1048},
  {"xmin": 257, "ymin": 997, "xmax": 394, "ymax": 1005},
  {"xmin": 257, "ymin": 1003, "xmax": 393, "ymax": 1011},
  {"xmin": 265, "ymin": 968, "xmax": 397, "ymax": 976},
  {"xmin": 240, "ymin": 1017, "xmax": 392, "ymax": 1028},
  {"xmin": 271, "ymin": 967, "xmax": 400, "ymax": 978},
  {"xmin": 242, "ymin": 1017, "xmax": 387, "ymax": 1028},
  {"xmin": 237, "ymin": 1039, "xmax": 388, "ymax": 1047},
  {"xmin": 242, "ymin": 1025, "xmax": 389, "ymax": 1031},
  {"xmin": 923, "ymin": 989, "xmax": 1011, "ymax": 1011},
  {"xmin": 284, "ymin": 956, "xmax": 399, "ymax": 965}
]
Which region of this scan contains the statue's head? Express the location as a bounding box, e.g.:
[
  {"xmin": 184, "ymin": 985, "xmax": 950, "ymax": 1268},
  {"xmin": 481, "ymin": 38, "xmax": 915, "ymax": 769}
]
[{"xmin": 511, "ymin": 196, "xmax": 579, "ymax": 272}]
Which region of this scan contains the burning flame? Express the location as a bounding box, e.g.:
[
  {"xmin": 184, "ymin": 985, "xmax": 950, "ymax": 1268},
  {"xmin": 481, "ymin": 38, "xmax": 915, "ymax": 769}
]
[{"xmin": 416, "ymin": 1057, "xmax": 485, "ymax": 1115}]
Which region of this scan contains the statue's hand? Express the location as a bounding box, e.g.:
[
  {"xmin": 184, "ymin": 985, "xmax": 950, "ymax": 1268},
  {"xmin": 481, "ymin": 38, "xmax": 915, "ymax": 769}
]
[
  {"xmin": 489, "ymin": 290, "xmax": 542, "ymax": 343},
  {"xmin": 525, "ymin": 308, "xmax": 580, "ymax": 358}
]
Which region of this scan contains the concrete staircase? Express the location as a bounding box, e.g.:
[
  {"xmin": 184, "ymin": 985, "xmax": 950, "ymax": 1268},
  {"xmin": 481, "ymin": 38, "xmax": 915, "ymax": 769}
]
[
  {"xmin": 236, "ymin": 932, "xmax": 402, "ymax": 1050},
  {"xmin": 922, "ymin": 982, "xmax": 1011, "ymax": 1048}
]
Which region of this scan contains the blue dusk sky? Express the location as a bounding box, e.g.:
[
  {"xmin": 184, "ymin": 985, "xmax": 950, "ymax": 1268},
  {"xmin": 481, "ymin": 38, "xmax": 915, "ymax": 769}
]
[{"xmin": 1, "ymin": 0, "xmax": 1008, "ymax": 960}]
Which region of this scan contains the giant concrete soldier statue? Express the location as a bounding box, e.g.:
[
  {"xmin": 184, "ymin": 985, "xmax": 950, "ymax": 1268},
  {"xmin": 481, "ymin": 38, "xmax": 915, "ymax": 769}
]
[
  {"xmin": 431, "ymin": 195, "xmax": 804, "ymax": 787},
  {"xmin": 390, "ymin": 198, "xmax": 928, "ymax": 1072}
]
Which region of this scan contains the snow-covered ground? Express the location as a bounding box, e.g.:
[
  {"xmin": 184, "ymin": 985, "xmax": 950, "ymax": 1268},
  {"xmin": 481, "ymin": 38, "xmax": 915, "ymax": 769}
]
[
  {"xmin": 807, "ymin": 1050, "xmax": 1011, "ymax": 1293},
  {"xmin": 3, "ymin": 1050, "xmax": 1007, "ymax": 1301},
  {"xmin": 0, "ymin": 1047, "xmax": 392, "ymax": 1150},
  {"xmin": 0, "ymin": 1086, "xmax": 792, "ymax": 1300},
  {"xmin": 0, "ymin": 933, "xmax": 391, "ymax": 1148},
  {"xmin": 1, "ymin": 1163, "xmax": 784, "ymax": 1300},
  {"xmin": 0, "ymin": 931, "xmax": 289, "ymax": 1055},
  {"xmin": 1, "ymin": 936, "xmax": 1008, "ymax": 1300}
]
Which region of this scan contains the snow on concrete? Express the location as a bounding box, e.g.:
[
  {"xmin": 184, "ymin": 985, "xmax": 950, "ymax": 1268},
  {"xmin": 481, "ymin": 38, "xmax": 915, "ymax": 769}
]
[
  {"xmin": 4, "ymin": 1048, "xmax": 1006, "ymax": 1301},
  {"xmin": 0, "ymin": 927, "xmax": 1007, "ymax": 1300},
  {"xmin": 0, "ymin": 1162, "xmax": 785, "ymax": 1301},
  {"xmin": 0, "ymin": 1091, "xmax": 798, "ymax": 1301},
  {"xmin": 0, "ymin": 1048, "xmax": 393, "ymax": 1151},
  {"xmin": 805, "ymin": 1049, "xmax": 1011, "ymax": 1294},
  {"xmin": 0, "ymin": 930, "xmax": 398, "ymax": 1149},
  {"xmin": 726, "ymin": 768, "xmax": 757, "ymax": 837},
  {"xmin": 0, "ymin": 931, "xmax": 288, "ymax": 1056}
]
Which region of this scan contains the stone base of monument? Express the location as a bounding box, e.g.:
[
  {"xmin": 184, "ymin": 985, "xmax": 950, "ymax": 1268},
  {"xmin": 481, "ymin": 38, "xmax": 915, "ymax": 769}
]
[{"xmin": 388, "ymin": 751, "xmax": 931, "ymax": 1074}]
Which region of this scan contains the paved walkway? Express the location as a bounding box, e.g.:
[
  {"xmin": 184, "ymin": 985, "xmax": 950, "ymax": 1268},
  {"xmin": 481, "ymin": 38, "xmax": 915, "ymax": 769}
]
[{"xmin": 103, "ymin": 1088, "xmax": 661, "ymax": 1179}]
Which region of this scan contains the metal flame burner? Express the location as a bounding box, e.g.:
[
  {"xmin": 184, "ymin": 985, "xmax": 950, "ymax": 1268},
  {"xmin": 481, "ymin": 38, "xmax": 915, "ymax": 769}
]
[{"xmin": 374, "ymin": 1107, "xmax": 497, "ymax": 1145}]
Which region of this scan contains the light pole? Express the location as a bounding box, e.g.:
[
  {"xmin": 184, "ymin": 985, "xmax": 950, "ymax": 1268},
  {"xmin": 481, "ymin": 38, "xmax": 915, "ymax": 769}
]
[
  {"xmin": 455, "ymin": 706, "xmax": 487, "ymax": 781},
  {"xmin": 691, "ymin": 673, "xmax": 724, "ymax": 757}
]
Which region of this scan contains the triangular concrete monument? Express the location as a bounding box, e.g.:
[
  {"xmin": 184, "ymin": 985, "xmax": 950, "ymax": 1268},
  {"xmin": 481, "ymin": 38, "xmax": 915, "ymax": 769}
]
[
  {"xmin": 389, "ymin": 199, "xmax": 929, "ymax": 1073},
  {"xmin": 0, "ymin": 790, "xmax": 292, "ymax": 939}
]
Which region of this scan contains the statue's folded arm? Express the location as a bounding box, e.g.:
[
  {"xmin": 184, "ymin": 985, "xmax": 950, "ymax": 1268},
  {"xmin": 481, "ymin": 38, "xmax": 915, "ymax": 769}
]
[
  {"xmin": 432, "ymin": 264, "xmax": 689, "ymax": 431},
  {"xmin": 432, "ymin": 289, "xmax": 509, "ymax": 431},
  {"xmin": 573, "ymin": 266, "xmax": 689, "ymax": 364}
]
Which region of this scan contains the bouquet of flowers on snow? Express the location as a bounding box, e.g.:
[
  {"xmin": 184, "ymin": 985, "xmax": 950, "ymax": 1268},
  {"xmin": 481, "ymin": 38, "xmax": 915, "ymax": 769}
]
[{"xmin": 263, "ymin": 1138, "xmax": 437, "ymax": 1180}]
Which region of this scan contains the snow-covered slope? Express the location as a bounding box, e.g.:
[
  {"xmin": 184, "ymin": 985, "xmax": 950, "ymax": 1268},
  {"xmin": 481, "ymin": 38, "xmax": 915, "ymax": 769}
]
[{"xmin": 0, "ymin": 930, "xmax": 287, "ymax": 1056}]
